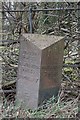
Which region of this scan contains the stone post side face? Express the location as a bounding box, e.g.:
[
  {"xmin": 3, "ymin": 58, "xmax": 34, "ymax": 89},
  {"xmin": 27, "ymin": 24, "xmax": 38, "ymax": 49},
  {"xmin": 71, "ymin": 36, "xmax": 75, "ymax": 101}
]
[
  {"xmin": 16, "ymin": 36, "xmax": 41, "ymax": 109},
  {"xmin": 17, "ymin": 34, "xmax": 64, "ymax": 109},
  {"xmin": 38, "ymin": 39, "xmax": 64, "ymax": 105}
]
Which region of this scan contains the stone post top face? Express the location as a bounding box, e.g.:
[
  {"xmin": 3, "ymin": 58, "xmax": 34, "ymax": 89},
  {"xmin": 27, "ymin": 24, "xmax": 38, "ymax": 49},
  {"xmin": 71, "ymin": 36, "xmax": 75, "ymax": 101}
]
[{"xmin": 22, "ymin": 34, "xmax": 64, "ymax": 50}]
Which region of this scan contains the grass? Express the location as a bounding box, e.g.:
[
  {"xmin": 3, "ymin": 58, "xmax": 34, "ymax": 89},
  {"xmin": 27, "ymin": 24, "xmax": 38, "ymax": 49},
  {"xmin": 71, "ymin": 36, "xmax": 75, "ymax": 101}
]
[
  {"xmin": 0, "ymin": 72, "xmax": 79, "ymax": 119},
  {"xmin": 0, "ymin": 89, "xmax": 78, "ymax": 119}
]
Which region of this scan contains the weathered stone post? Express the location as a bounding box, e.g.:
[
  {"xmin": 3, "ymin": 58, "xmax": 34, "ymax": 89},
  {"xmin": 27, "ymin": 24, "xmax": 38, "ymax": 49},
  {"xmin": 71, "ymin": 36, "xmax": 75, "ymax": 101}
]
[{"xmin": 16, "ymin": 34, "xmax": 64, "ymax": 109}]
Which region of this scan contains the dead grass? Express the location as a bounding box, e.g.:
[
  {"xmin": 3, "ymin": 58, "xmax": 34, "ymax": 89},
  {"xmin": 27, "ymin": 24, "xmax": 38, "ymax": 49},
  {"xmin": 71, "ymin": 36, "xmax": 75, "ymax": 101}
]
[{"xmin": 0, "ymin": 91, "xmax": 79, "ymax": 119}]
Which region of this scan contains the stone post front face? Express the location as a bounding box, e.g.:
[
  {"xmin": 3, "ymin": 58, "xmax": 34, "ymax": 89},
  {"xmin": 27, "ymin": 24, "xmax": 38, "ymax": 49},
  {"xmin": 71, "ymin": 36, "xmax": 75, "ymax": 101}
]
[{"xmin": 16, "ymin": 34, "xmax": 64, "ymax": 109}]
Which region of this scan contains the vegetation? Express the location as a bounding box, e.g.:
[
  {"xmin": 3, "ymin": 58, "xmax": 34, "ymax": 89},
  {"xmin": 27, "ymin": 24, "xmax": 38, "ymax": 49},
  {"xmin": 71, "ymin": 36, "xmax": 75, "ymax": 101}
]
[{"xmin": 0, "ymin": 2, "xmax": 80, "ymax": 119}]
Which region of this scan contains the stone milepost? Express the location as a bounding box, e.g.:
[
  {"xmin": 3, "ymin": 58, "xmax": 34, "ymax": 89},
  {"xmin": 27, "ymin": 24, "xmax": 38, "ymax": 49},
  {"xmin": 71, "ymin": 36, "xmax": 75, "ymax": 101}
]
[{"xmin": 16, "ymin": 34, "xmax": 64, "ymax": 109}]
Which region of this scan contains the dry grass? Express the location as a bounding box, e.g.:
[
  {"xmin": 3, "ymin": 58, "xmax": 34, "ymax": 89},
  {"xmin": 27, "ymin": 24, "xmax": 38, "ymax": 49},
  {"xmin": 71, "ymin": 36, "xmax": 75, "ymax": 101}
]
[{"xmin": 0, "ymin": 89, "xmax": 79, "ymax": 119}]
